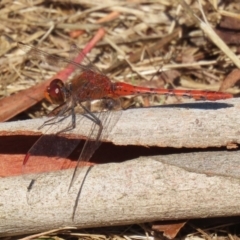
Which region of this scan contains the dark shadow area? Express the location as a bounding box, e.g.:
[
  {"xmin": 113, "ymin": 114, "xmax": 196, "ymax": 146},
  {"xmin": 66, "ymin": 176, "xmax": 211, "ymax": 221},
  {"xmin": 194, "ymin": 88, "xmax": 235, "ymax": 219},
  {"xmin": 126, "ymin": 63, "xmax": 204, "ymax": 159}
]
[
  {"xmin": 152, "ymin": 101, "xmax": 234, "ymax": 110},
  {"xmin": 6, "ymin": 216, "xmax": 240, "ymax": 240},
  {"xmin": 0, "ymin": 135, "xmax": 238, "ymax": 164},
  {"xmin": 0, "ymin": 135, "xmax": 40, "ymax": 153},
  {"xmin": 181, "ymin": 216, "xmax": 240, "ymax": 237}
]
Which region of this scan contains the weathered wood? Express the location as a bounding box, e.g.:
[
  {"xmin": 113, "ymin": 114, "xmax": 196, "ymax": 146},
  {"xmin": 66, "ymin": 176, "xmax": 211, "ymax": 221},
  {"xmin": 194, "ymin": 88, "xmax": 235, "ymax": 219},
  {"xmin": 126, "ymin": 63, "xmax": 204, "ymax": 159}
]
[
  {"xmin": 1, "ymin": 151, "xmax": 240, "ymax": 237},
  {"xmin": 1, "ymin": 98, "xmax": 240, "ymax": 236},
  {"xmin": 0, "ymin": 98, "xmax": 240, "ymax": 148}
]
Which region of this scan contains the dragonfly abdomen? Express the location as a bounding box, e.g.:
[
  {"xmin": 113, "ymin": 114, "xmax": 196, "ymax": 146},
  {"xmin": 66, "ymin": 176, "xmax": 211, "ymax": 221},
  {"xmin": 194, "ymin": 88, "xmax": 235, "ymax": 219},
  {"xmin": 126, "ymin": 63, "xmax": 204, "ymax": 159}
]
[{"xmin": 112, "ymin": 82, "xmax": 233, "ymax": 101}]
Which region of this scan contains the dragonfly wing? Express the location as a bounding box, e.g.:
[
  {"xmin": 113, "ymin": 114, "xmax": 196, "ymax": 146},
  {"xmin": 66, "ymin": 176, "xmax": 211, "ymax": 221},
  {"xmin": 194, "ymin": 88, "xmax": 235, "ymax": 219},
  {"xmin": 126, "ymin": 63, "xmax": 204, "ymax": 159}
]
[
  {"xmin": 22, "ymin": 112, "xmax": 85, "ymax": 181},
  {"xmin": 18, "ymin": 42, "xmax": 102, "ymax": 75},
  {"xmin": 69, "ymin": 44, "xmax": 101, "ymax": 74},
  {"xmin": 68, "ymin": 98, "xmax": 122, "ymax": 189}
]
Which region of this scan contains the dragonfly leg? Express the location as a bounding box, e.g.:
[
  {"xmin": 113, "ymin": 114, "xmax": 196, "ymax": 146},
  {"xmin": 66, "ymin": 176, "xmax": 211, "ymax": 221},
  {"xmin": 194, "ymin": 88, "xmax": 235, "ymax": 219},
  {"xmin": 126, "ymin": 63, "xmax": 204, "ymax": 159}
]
[
  {"xmin": 38, "ymin": 100, "xmax": 76, "ymax": 134},
  {"xmin": 54, "ymin": 101, "xmax": 76, "ymax": 134}
]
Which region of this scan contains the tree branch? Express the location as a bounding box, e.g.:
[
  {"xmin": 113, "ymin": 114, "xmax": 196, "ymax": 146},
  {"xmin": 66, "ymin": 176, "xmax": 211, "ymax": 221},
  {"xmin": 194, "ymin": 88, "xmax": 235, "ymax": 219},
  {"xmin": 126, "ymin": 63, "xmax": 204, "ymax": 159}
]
[
  {"xmin": 0, "ymin": 98, "xmax": 239, "ymax": 148},
  {"xmin": 1, "ymin": 98, "xmax": 240, "ymax": 236},
  {"xmin": 1, "ymin": 151, "xmax": 240, "ymax": 236}
]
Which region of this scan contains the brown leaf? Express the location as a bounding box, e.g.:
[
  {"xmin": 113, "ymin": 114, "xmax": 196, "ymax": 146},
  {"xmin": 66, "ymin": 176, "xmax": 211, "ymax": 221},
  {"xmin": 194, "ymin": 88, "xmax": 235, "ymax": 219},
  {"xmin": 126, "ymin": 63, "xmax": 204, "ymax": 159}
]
[{"xmin": 152, "ymin": 220, "xmax": 187, "ymax": 239}]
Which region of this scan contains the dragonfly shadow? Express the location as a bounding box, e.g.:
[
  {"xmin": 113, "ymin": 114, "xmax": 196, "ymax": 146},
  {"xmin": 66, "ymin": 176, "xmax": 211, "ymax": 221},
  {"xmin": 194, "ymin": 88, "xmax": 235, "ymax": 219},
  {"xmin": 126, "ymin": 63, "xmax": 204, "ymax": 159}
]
[
  {"xmin": 154, "ymin": 101, "xmax": 234, "ymax": 110},
  {"xmin": 72, "ymin": 165, "xmax": 93, "ymax": 221}
]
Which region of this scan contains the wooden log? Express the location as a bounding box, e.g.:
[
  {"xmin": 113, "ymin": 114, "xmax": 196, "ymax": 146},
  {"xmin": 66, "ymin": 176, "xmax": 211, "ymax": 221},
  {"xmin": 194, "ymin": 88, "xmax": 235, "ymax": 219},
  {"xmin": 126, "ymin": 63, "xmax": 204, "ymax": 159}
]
[
  {"xmin": 1, "ymin": 151, "xmax": 240, "ymax": 237},
  {"xmin": 0, "ymin": 98, "xmax": 239, "ymax": 148},
  {"xmin": 1, "ymin": 98, "xmax": 240, "ymax": 236}
]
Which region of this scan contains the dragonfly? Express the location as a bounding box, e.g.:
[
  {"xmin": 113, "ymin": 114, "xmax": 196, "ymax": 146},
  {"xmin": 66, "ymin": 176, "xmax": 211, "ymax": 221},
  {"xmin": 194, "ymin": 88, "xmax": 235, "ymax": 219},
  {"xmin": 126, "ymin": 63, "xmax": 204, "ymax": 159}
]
[{"xmin": 20, "ymin": 42, "xmax": 233, "ymax": 190}]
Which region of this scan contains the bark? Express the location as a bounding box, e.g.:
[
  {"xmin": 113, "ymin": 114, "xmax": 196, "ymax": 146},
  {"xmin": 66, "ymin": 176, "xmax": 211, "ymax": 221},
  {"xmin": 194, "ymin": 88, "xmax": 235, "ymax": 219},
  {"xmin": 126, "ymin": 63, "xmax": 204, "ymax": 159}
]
[
  {"xmin": 1, "ymin": 98, "xmax": 240, "ymax": 236},
  {"xmin": 1, "ymin": 151, "xmax": 240, "ymax": 237},
  {"xmin": 0, "ymin": 98, "xmax": 239, "ymax": 148}
]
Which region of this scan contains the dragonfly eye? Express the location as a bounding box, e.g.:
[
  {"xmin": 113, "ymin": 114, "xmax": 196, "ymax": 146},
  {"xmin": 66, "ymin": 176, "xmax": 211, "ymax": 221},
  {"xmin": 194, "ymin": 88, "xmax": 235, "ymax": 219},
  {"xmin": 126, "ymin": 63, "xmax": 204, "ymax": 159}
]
[{"xmin": 45, "ymin": 79, "xmax": 65, "ymax": 104}]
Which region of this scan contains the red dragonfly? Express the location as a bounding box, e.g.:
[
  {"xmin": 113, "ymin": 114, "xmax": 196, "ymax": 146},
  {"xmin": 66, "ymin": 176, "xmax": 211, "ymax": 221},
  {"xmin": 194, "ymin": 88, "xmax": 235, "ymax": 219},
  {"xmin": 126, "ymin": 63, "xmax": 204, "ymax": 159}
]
[{"xmin": 19, "ymin": 42, "xmax": 233, "ymax": 189}]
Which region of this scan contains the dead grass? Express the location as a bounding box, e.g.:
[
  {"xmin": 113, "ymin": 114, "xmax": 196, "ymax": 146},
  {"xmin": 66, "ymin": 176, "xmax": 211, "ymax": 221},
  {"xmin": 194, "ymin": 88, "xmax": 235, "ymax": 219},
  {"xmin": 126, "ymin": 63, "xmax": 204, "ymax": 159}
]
[
  {"xmin": 1, "ymin": 0, "xmax": 239, "ymax": 118},
  {"xmin": 1, "ymin": 0, "xmax": 240, "ymax": 239}
]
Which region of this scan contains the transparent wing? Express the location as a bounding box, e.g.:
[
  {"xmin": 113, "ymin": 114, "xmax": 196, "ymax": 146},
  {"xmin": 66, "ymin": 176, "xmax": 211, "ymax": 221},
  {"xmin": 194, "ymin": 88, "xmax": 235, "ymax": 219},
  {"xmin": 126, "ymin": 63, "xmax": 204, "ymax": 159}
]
[
  {"xmin": 24, "ymin": 99, "xmax": 122, "ymax": 208},
  {"xmin": 18, "ymin": 42, "xmax": 102, "ymax": 75},
  {"xmin": 23, "ymin": 117, "xmax": 82, "ymax": 206},
  {"xmin": 69, "ymin": 43, "xmax": 101, "ymax": 74},
  {"xmin": 23, "ymin": 99, "xmax": 121, "ymax": 185},
  {"xmin": 68, "ymin": 98, "xmax": 122, "ymax": 189},
  {"xmin": 22, "ymin": 110, "xmax": 83, "ymax": 181}
]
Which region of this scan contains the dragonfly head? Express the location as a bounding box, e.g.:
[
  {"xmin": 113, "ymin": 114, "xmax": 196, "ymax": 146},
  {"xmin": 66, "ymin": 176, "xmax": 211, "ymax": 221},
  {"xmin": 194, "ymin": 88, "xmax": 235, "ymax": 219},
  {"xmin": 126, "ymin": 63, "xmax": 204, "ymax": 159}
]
[{"xmin": 45, "ymin": 79, "xmax": 67, "ymax": 104}]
